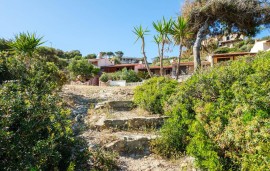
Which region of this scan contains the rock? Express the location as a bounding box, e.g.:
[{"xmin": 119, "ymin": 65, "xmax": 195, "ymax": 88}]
[
  {"xmin": 95, "ymin": 101, "xmax": 135, "ymax": 111},
  {"xmin": 104, "ymin": 134, "xmax": 156, "ymax": 156},
  {"xmin": 100, "ymin": 116, "xmax": 169, "ymax": 131}
]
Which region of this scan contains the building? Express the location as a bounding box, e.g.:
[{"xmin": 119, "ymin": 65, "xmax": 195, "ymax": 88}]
[
  {"xmin": 250, "ymin": 40, "xmax": 270, "ymax": 53},
  {"xmin": 137, "ymin": 61, "xmax": 211, "ymax": 76},
  {"xmin": 219, "ymin": 34, "xmax": 244, "ymax": 48},
  {"xmin": 202, "ymin": 34, "xmax": 244, "ymax": 49},
  {"xmin": 120, "ymin": 57, "xmax": 142, "ymax": 64},
  {"xmin": 207, "ymin": 52, "xmax": 257, "ymax": 66},
  {"xmin": 88, "ymin": 58, "xmax": 114, "ymax": 68},
  {"xmin": 101, "ymin": 64, "xmax": 140, "ymax": 73}
]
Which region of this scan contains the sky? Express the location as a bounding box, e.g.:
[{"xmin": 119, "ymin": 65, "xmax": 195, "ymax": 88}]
[{"xmin": 1, "ymin": 0, "xmax": 269, "ymax": 60}]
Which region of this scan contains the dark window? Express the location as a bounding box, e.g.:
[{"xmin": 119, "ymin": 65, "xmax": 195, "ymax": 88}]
[{"xmin": 217, "ymin": 58, "xmax": 230, "ymax": 63}]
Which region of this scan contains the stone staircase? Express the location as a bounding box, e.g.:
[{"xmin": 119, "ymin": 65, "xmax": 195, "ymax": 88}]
[
  {"xmin": 85, "ymin": 100, "xmax": 168, "ymax": 158},
  {"xmin": 62, "ymin": 85, "xmax": 197, "ymax": 171}
]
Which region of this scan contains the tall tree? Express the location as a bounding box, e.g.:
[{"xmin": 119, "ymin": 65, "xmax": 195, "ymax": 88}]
[
  {"xmin": 153, "ymin": 34, "xmax": 162, "ymax": 66},
  {"xmin": 170, "ymin": 16, "xmax": 193, "ymax": 79},
  {"xmin": 115, "ymin": 51, "xmax": 124, "ymax": 58},
  {"xmin": 133, "ymin": 25, "xmax": 153, "ymax": 77},
  {"xmin": 106, "ymin": 52, "xmax": 114, "ymax": 58},
  {"xmin": 84, "ymin": 53, "xmax": 97, "ymax": 59},
  {"xmin": 182, "ymin": 0, "xmax": 270, "ymax": 71},
  {"xmin": 153, "ymin": 17, "xmax": 172, "ymax": 76},
  {"xmin": 0, "ymin": 38, "xmax": 12, "ymax": 52}
]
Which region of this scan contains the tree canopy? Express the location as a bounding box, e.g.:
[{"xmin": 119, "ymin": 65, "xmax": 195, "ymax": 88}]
[{"xmin": 182, "ymin": 0, "xmax": 270, "ymax": 70}]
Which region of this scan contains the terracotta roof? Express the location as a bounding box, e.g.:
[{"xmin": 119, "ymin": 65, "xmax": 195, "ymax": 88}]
[
  {"xmin": 171, "ymin": 61, "xmax": 210, "ymax": 65},
  {"xmin": 88, "ymin": 59, "xmax": 99, "ymax": 61},
  {"xmin": 101, "ymin": 64, "xmax": 139, "ymax": 68},
  {"xmin": 212, "ymin": 52, "xmax": 257, "ymax": 58}
]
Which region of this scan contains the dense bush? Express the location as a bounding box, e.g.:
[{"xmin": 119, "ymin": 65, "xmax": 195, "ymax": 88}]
[
  {"xmin": 134, "ymin": 77, "xmax": 179, "ymax": 114},
  {"xmin": 153, "ymin": 52, "xmax": 270, "ymax": 170},
  {"xmin": 68, "ymin": 59, "xmax": 100, "ymax": 81},
  {"xmin": 0, "ymin": 55, "xmax": 89, "ymax": 170},
  {"xmin": 0, "ymin": 52, "xmax": 13, "ymax": 84},
  {"xmin": 99, "ymin": 68, "xmax": 141, "ymax": 83}
]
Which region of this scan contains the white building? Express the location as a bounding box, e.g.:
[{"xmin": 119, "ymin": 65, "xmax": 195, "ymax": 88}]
[{"xmin": 250, "ymin": 40, "xmax": 270, "ymax": 53}]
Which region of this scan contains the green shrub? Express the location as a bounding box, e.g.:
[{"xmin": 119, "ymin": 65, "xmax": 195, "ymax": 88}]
[
  {"xmin": 134, "ymin": 77, "xmax": 178, "ymax": 114},
  {"xmin": 154, "ymin": 52, "xmax": 270, "ymax": 170},
  {"xmin": 214, "ymin": 46, "xmax": 231, "ymax": 54},
  {"xmin": 137, "ymin": 71, "xmax": 150, "ymax": 79},
  {"xmin": 100, "ymin": 72, "xmax": 109, "ymax": 82},
  {"xmin": 68, "ymin": 59, "xmax": 100, "ymax": 81},
  {"xmin": 99, "ymin": 68, "xmax": 141, "ymax": 83},
  {"xmin": 0, "ymin": 57, "xmax": 89, "ymax": 170}
]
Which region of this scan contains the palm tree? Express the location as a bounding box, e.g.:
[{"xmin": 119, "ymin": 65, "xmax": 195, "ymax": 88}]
[
  {"xmin": 153, "ymin": 17, "xmax": 172, "ymax": 76},
  {"xmin": 170, "ymin": 16, "xmax": 192, "ymax": 80},
  {"xmin": 153, "ymin": 34, "xmax": 162, "ymax": 66},
  {"xmin": 133, "ymin": 25, "xmax": 152, "ymax": 77}
]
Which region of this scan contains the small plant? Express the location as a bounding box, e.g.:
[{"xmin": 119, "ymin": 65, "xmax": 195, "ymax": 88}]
[{"xmin": 90, "ymin": 148, "xmax": 119, "ymax": 171}]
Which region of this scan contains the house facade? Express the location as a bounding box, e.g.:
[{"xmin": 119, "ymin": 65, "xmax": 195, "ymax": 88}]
[{"xmin": 250, "ymin": 40, "xmax": 270, "ymax": 53}]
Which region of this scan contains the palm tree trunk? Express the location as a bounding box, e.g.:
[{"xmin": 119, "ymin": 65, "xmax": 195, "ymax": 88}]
[
  {"xmin": 193, "ymin": 21, "xmax": 208, "ymax": 71},
  {"xmin": 142, "ymin": 38, "xmax": 152, "ymax": 77},
  {"xmin": 160, "ymin": 41, "xmax": 165, "ymax": 76},
  {"xmin": 176, "ymin": 43, "xmax": 183, "ymax": 80}
]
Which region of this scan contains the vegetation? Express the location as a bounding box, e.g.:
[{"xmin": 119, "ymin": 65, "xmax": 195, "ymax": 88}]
[
  {"xmin": 170, "ymin": 16, "xmax": 192, "ymax": 79},
  {"xmin": 68, "ymin": 58, "xmax": 100, "ymax": 81},
  {"xmin": 153, "ymin": 17, "xmax": 173, "ymax": 76},
  {"xmin": 133, "ymin": 25, "xmax": 153, "ymax": 77},
  {"xmin": 182, "ymin": 0, "xmax": 270, "ymax": 71},
  {"xmin": 134, "ymin": 77, "xmax": 178, "ymax": 114},
  {"xmin": 0, "ymin": 33, "xmax": 90, "ymax": 170},
  {"xmin": 149, "ymin": 51, "xmax": 270, "ymax": 170},
  {"xmin": 100, "ymin": 68, "xmax": 141, "ymax": 83}
]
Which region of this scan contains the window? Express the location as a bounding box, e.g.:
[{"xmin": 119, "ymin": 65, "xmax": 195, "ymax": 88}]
[{"xmin": 217, "ymin": 58, "xmax": 230, "ymax": 63}]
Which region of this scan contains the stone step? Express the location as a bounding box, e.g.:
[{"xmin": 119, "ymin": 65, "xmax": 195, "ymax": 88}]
[
  {"xmin": 95, "ymin": 116, "xmax": 169, "ymax": 131},
  {"xmin": 104, "ymin": 133, "xmax": 157, "ymax": 157},
  {"xmin": 95, "ymin": 100, "xmax": 135, "ymax": 111}
]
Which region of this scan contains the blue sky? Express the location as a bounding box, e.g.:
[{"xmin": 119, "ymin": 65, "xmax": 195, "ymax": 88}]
[{"xmin": 0, "ymin": 0, "xmax": 269, "ymax": 59}]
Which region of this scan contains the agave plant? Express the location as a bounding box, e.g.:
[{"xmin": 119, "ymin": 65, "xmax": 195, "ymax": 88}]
[
  {"xmin": 153, "ymin": 17, "xmax": 173, "ymax": 76},
  {"xmin": 133, "ymin": 25, "xmax": 152, "ymax": 77},
  {"xmin": 170, "ymin": 16, "xmax": 192, "ymax": 79},
  {"xmin": 9, "ymin": 32, "xmax": 44, "ymax": 57}
]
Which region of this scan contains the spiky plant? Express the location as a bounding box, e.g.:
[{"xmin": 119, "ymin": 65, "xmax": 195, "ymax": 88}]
[
  {"xmin": 133, "ymin": 25, "xmax": 152, "ymax": 77},
  {"xmin": 9, "ymin": 32, "xmax": 44, "ymax": 57},
  {"xmin": 153, "ymin": 17, "xmax": 173, "ymax": 76},
  {"xmin": 170, "ymin": 16, "xmax": 193, "ymax": 79}
]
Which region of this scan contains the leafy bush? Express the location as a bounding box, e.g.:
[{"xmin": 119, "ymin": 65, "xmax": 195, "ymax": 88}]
[
  {"xmin": 100, "ymin": 72, "xmax": 109, "ymax": 82},
  {"xmin": 214, "ymin": 47, "xmax": 239, "ymax": 54},
  {"xmin": 137, "ymin": 71, "xmax": 150, "ymax": 79},
  {"xmin": 154, "ymin": 51, "xmax": 270, "ymax": 170},
  {"xmin": 99, "ymin": 68, "xmax": 141, "ymax": 83},
  {"xmin": 134, "ymin": 77, "xmax": 178, "ymax": 114},
  {"xmin": 68, "ymin": 59, "xmax": 100, "ymax": 81},
  {"xmin": 0, "ymin": 56, "xmax": 89, "ymax": 170},
  {"xmin": 214, "ymin": 46, "xmax": 231, "ymax": 54}
]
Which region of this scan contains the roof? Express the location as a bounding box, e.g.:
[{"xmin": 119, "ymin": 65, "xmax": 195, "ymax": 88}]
[
  {"xmin": 171, "ymin": 61, "xmax": 211, "ymax": 66},
  {"xmin": 101, "ymin": 64, "xmax": 139, "ymax": 68},
  {"xmin": 88, "ymin": 59, "xmax": 99, "ymax": 62},
  {"xmin": 212, "ymin": 52, "xmax": 257, "ymax": 58},
  {"xmin": 138, "ymin": 61, "xmax": 211, "ymax": 70}
]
